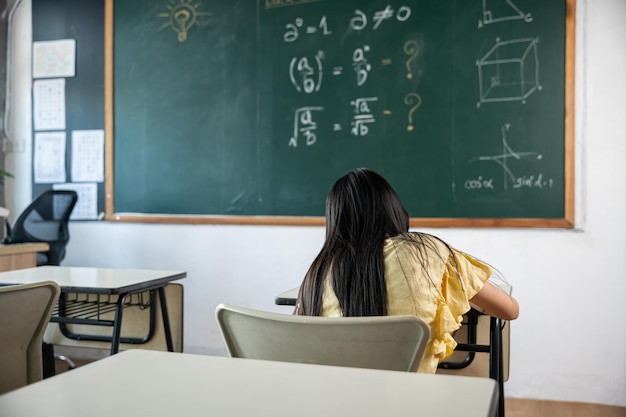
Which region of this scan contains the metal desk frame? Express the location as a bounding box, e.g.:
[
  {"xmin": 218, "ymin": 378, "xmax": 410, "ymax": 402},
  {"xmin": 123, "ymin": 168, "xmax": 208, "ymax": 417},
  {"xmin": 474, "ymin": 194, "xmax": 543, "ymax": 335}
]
[
  {"xmin": 53, "ymin": 287, "xmax": 170, "ymax": 354},
  {"xmin": 0, "ymin": 266, "xmax": 186, "ymax": 355}
]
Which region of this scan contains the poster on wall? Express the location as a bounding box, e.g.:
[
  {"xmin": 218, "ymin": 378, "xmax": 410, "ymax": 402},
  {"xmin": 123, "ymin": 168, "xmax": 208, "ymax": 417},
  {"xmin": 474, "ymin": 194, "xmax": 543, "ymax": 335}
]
[
  {"xmin": 33, "ymin": 131, "xmax": 66, "ymax": 183},
  {"xmin": 53, "ymin": 182, "xmax": 98, "ymax": 220},
  {"xmin": 33, "ymin": 78, "xmax": 66, "ymax": 131},
  {"xmin": 71, "ymin": 129, "xmax": 105, "ymax": 182},
  {"xmin": 32, "ymin": 39, "xmax": 76, "ymax": 78}
]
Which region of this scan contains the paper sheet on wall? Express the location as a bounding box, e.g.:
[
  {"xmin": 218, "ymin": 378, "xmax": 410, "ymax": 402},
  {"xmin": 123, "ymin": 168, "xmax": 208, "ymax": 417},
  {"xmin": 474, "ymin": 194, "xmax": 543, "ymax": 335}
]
[
  {"xmin": 34, "ymin": 132, "xmax": 66, "ymax": 183},
  {"xmin": 32, "ymin": 39, "xmax": 76, "ymax": 78},
  {"xmin": 53, "ymin": 182, "xmax": 98, "ymax": 220},
  {"xmin": 71, "ymin": 130, "xmax": 104, "ymax": 182},
  {"xmin": 33, "ymin": 78, "xmax": 66, "ymax": 131}
]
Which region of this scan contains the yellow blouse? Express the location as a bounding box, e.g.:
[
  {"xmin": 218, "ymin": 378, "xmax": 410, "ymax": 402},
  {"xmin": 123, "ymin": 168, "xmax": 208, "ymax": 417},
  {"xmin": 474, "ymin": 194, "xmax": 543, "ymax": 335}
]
[{"xmin": 320, "ymin": 234, "xmax": 492, "ymax": 373}]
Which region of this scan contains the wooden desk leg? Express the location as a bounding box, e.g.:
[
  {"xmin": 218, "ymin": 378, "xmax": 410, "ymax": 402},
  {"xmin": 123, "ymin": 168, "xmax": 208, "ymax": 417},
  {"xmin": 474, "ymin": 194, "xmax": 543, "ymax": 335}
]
[
  {"xmin": 490, "ymin": 317, "xmax": 505, "ymax": 417},
  {"xmin": 157, "ymin": 287, "xmax": 174, "ymax": 352}
]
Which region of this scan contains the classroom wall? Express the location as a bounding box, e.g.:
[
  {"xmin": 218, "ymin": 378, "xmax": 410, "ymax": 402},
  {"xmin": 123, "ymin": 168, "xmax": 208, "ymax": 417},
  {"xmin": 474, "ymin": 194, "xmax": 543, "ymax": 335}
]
[{"xmin": 6, "ymin": 0, "xmax": 625, "ymax": 407}]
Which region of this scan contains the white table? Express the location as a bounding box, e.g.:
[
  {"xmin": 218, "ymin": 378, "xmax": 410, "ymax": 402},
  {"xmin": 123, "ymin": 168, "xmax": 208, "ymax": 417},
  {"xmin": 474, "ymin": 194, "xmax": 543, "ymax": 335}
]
[
  {"xmin": 0, "ymin": 266, "xmax": 186, "ymax": 354},
  {"xmin": 0, "ymin": 350, "xmax": 498, "ymax": 417}
]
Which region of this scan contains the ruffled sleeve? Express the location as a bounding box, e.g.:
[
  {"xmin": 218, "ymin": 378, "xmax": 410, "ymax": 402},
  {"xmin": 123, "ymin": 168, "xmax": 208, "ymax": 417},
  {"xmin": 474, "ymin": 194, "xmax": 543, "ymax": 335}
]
[
  {"xmin": 430, "ymin": 250, "xmax": 492, "ymax": 362},
  {"xmin": 450, "ymin": 249, "xmax": 493, "ymax": 300},
  {"xmin": 429, "ymin": 298, "xmax": 463, "ymax": 362}
]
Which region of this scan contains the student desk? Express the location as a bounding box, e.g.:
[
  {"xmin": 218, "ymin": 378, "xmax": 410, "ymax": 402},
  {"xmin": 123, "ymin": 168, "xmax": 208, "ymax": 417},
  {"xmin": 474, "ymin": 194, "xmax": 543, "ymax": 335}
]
[
  {"xmin": 0, "ymin": 243, "xmax": 49, "ymax": 271},
  {"xmin": 275, "ymin": 286, "xmax": 508, "ymax": 417},
  {"xmin": 0, "ymin": 349, "xmax": 499, "ymax": 417},
  {"xmin": 0, "ymin": 266, "xmax": 186, "ymax": 355}
]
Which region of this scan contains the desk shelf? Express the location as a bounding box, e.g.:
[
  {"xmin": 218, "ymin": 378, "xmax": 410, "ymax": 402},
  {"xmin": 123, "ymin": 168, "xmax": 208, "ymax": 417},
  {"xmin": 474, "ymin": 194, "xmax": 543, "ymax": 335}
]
[
  {"xmin": 53, "ymin": 292, "xmax": 152, "ymax": 323},
  {"xmin": 52, "ymin": 291, "xmax": 157, "ymax": 345}
]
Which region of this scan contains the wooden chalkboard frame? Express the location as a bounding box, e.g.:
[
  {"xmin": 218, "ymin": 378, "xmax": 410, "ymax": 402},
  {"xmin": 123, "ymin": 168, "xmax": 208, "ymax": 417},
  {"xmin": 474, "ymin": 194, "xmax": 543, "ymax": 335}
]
[{"xmin": 104, "ymin": 0, "xmax": 575, "ymax": 228}]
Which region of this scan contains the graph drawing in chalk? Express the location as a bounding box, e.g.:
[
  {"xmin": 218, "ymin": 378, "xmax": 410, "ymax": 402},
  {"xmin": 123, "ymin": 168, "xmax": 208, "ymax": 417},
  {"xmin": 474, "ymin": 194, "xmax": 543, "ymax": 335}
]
[{"xmin": 470, "ymin": 123, "xmax": 542, "ymax": 189}]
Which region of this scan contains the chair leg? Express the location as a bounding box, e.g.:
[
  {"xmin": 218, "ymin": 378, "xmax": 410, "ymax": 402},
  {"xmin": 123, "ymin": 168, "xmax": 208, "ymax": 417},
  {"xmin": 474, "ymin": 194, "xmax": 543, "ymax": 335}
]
[{"xmin": 42, "ymin": 342, "xmax": 56, "ymax": 378}]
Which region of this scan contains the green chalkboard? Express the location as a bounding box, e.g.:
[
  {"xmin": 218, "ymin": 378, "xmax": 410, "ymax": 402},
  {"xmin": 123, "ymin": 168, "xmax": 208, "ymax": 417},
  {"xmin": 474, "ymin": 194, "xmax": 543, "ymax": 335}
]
[{"xmin": 107, "ymin": 0, "xmax": 575, "ymax": 227}]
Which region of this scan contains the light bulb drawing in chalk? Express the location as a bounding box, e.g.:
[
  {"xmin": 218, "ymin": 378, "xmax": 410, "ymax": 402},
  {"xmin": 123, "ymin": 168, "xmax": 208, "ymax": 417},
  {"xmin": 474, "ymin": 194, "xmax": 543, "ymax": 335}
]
[
  {"xmin": 403, "ymin": 40, "xmax": 419, "ymax": 79},
  {"xmin": 158, "ymin": 0, "xmax": 212, "ymax": 43},
  {"xmin": 404, "ymin": 93, "xmax": 422, "ymax": 132}
]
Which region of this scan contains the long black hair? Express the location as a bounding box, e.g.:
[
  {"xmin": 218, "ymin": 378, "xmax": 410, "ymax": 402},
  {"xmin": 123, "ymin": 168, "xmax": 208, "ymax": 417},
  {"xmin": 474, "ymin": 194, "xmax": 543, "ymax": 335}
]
[{"xmin": 296, "ymin": 168, "xmax": 409, "ymax": 316}]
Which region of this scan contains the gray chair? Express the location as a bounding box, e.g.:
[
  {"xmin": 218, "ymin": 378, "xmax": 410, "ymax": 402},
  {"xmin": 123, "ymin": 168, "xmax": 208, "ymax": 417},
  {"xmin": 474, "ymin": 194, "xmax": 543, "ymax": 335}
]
[
  {"xmin": 215, "ymin": 303, "xmax": 430, "ymax": 372},
  {"xmin": 0, "ymin": 281, "xmax": 60, "ymax": 394}
]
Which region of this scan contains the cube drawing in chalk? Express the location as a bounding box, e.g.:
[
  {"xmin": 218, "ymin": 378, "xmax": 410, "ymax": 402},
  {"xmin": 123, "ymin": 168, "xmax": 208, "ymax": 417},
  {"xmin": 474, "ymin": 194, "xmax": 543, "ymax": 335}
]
[{"xmin": 477, "ymin": 38, "xmax": 540, "ymax": 104}]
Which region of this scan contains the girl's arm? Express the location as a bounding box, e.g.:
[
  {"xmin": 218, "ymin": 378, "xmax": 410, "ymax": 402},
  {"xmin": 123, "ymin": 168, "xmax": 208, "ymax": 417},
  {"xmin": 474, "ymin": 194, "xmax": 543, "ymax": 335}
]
[{"xmin": 469, "ymin": 281, "xmax": 519, "ymax": 320}]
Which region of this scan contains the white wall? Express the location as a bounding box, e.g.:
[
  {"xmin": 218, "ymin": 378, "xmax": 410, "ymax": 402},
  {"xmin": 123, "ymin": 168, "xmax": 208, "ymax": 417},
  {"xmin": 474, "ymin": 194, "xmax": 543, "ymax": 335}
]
[{"xmin": 7, "ymin": 0, "xmax": 626, "ymax": 407}]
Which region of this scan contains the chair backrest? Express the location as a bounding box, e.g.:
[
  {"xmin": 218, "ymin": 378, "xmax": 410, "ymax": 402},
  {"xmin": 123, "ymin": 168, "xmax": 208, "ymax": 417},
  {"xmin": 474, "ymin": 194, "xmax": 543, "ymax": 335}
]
[
  {"xmin": 5, "ymin": 190, "xmax": 78, "ymax": 265},
  {"xmin": 0, "ymin": 281, "xmax": 60, "ymax": 394},
  {"xmin": 215, "ymin": 303, "xmax": 430, "ymax": 372}
]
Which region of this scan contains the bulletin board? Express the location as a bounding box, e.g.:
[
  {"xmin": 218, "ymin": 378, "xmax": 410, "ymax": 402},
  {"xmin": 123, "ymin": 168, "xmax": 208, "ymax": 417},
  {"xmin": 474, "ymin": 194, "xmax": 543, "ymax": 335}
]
[{"xmin": 31, "ymin": 0, "xmax": 105, "ymax": 220}]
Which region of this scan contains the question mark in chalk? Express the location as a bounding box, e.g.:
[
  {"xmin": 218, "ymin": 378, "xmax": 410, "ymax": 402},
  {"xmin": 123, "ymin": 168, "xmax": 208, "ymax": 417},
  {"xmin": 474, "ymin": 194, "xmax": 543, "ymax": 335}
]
[
  {"xmin": 404, "ymin": 92, "xmax": 422, "ymax": 132},
  {"xmin": 404, "ymin": 40, "xmax": 420, "ymax": 80}
]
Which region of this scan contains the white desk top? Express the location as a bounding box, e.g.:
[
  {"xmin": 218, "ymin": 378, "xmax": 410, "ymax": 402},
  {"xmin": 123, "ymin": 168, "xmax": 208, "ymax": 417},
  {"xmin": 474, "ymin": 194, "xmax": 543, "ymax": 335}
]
[
  {"xmin": 275, "ymin": 286, "xmax": 299, "ymax": 305},
  {"xmin": 0, "ymin": 266, "xmax": 186, "ymax": 294},
  {"xmin": 0, "ymin": 350, "xmax": 498, "ymax": 417}
]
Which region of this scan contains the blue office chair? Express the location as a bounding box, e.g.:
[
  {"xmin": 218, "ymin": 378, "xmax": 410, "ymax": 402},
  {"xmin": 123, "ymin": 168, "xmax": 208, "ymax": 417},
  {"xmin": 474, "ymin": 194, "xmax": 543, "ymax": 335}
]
[{"xmin": 3, "ymin": 190, "xmax": 78, "ymax": 266}]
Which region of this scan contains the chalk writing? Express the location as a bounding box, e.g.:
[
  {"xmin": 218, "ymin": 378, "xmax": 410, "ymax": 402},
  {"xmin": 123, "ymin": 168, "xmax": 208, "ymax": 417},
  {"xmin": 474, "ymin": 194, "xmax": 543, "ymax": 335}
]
[
  {"xmin": 404, "ymin": 40, "xmax": 420, "ymax": 79},
  {"xmin": 350, "ymin": 97, "xmax": 378, "ymax": 137},
  {"xmin": 351, "ymin": 6, "xmax": 411, "ymax": 31},
  {"xmin": 283, "ymin": 6, "xmax": 412, "ymax": 44},
  {"xmin": 289, "ymin": 106, "xmax": 323, "ymax": 147},
  {"xmin": 464, "ymin": 176, "xmax": 495, "ymax": 190},
  {"xmin": 352, "ymin": 46, "xmax": 371, "ymax": 86},
  {"xmin": 278, "ymin": 7, "xmax": 419, "ymax": 147},
  {"xmin": 283, "ymin": 16, "xmax": 332, "ymax": 42},
  {"xmin": 404, "ymin": 93, "xmax": 422, "ymax": 132},
  {"xmin": 469, "ymin": 123, "xmax": 548, "ymax": 190},
  {"xmin": 289, "ymin": 51, "xmax": 324, "ymax": 93},
  {"xmin": 513, "ymin": 174, "xmax": 553, "ymax": 189},
  {"xmin": 478, "ymin": 0, "xmax": 533, "ymax": 28}
]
